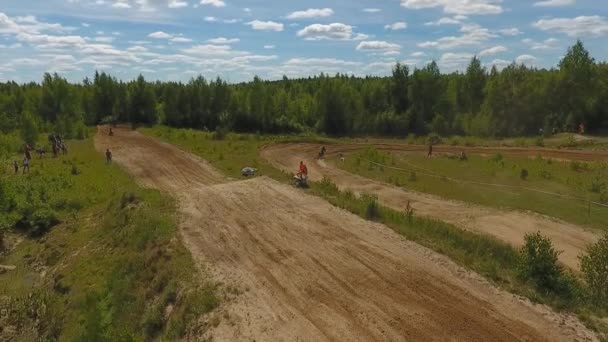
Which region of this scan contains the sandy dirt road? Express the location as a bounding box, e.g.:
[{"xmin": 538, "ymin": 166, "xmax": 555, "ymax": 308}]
[
  {"xmin": 261, "ymin": 143, "xmax": 602, "ymax": 271},
  {"xmin": 95, "ymin": 127, "xmax": 597, "ymax": 341}
]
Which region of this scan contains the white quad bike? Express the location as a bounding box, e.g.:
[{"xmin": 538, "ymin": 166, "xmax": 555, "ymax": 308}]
[{"xmin": 293, "ymin": 173, "xmax": 309, "ymax": 188}]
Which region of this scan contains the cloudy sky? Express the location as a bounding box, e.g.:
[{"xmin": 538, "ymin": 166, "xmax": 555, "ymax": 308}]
[{"xmin": 0, "ymin": 0, "xmax": 607, "ymax": 83}]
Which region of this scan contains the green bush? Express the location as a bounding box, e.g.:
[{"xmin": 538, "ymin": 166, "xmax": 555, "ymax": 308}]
[
  {"xmin": 580, "ymin": 234, "xmax": 608, "ymax": 306},
  {"xmin": 17, "ymin": 206, "xmax": 60, "ymax": 237},
  {"xmin": 361, "ymin": 193, "xmax": 380, "ymax": 220},
  {"xmin": 408, "ymin": 171, "xmax": 417, "ymax": 182},
  {"xmin": 535, "ymin": 136, "xmax": 544, "ymax": 147},
  {"xmin": 427, "ymin": 133, "xmax": 442, "ymax": 146},
  {"xmin": 600, "ymin": 191, "xmax": 608, "ymax": 204},
  {"xmin": 520, "ymin": 168, "xmax": 529, "ymax": 180},
  {"xmin": 517, "ymin": 232, "xmax": 564, "ymax": 293},
  {"xmin": 490, "ymin": 153, "xmax": 503, "ymax": 163},
  {"xmin": 589, "ymin": 177, "xmax": 605, "ymax": 193}
]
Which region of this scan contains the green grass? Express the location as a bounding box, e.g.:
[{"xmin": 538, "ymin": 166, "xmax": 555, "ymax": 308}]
[
  {"xmin": 144, "ymin": 126, "xmax": 608, "ymax": 338},
  {"xmin": 0, "ymin": 136, "xmax": 217, "ymax": 340},
  {"xmin": 393, "ymin": 133, "xmax": 608, "ymax": 151},
  {"xmin": 342, "ymin": 147, "xmax": 608, "ymax": 230}
]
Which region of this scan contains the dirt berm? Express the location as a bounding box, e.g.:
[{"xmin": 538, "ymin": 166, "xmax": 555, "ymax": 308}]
[
  {"xmin": 95, "ymin": 128, "xmax": 597, "ymax": 341},
  {"xmin": 261, "ymin": 143, "xmax": 602, "ymax": 271}
]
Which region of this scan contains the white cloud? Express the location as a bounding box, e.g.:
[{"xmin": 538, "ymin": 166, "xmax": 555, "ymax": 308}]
[
  {"xmin": 515, "ymin": 54, "xmax": 537, "ymax": 66},
  {"xmin": 522, "ymin": 37, "xmax": 559, "ymax": 50},
  {"xmin": 411, "ymin": 51, "xmax": 426, "ymax": 57},
  {"xmin": 418, "ymin": 23, "xmax": 496, "ymax": 50},
  {"xmin": 204, "ymin": 16, "xmax": 218, "ymax": 22},
  {"xmin": 489, "ymin": 59, "xmax": 511, "ymax": 70},
  {"xmin": 82, "ymin": 23, "xmax": 90, "ymax": 27},
  {"xmin": 285, "ymin": 58, "xmax": 361, "ymax": 67},
  {"xmin": 168, "ymin": 0, "xmax": 188, "ymax": 8},
  {"xmin": 439, "ymin": 52, "xmax": 473, "ymax": 70},
  {"xmin": 534, "ymin": 0, "xmax": 575, "ymax": 7},
  {"xmin": 533, "ymin": 16, "xmax": 608, "ymax": 37},
  {"xmin": 424, "ymin": 17, "xmax": 460, "ymax": 26},
  {"xmin": 127, "ymin": 45, "xmax": 148, "ymax": 52},
  {"xmin": 246, "ymin": 20, "xmax": 284, "ymax": 32},
  {"xmin": 112, "ymin": 1, "xmax": 131, "ymax": 9},
  {"xmin": 356, "ymin": 41, "xmax": 401, "ymax": 52},
  {"xmin": 385, "ymin": 22, "xmax": 407, "ymax": 30},
  {"xmin": 95, "ymin": 36, "xmax": 115, "ymax": 43},
  {"xmin": 297, "ymin": 23, "xmax": 368, "ymax": 41},
  {"xmin": 244, "ymin": 7, "xmax": 251, "ymax": 12},
  {"xmin": 264, "ymin": 45, "xmax": 275, "ymax": 49},
  {"xmin": 286, "ymin": 8, "xmax": 334, "ymax": 20},
  {"xmin": 499, "ymin": 28, "xmax": 522, "ymax": 36},
  {"xmin": 207, "ymin": 37, "xmax": 240, "ymax": 44},
  {"xmin": 479, "ymin": 45, "xmax": 507, "ymax": 56},
  {"xmin": 148, "ymin": 31, "xmax": 172, "ymax": 39},
  {"xmin": 170, "ymin": 37, "xmax": 193, "ymax": 43},
  {"xmin": 363, "ymin": 8, "xmax": 381, "ymax": 13},
  {"xmin": 200, "ymin": 0, "xmax": 225, "ymax": 7},
  {"xmin": 182, "ymin": 44, "xmax": 243, "ymax": 57},
  {"xmin": 401, "ymin": 0, "xmax": 502, "ymax": 15}
]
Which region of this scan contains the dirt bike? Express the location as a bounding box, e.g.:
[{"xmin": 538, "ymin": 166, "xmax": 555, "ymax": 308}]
[{"xmin": 293, "ymin": 173, "xmax": 309, "ymax": 188}]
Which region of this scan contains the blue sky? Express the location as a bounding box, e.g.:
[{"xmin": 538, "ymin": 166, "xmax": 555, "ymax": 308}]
[{"xmin": 0, "ymin": 0, "xmax": 607, "ymax": 83}]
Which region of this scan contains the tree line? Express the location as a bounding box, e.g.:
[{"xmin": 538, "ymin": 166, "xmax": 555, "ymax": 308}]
[{"xmin": 1, "ymin": 40, "xmax": 607, "ymax": 142}]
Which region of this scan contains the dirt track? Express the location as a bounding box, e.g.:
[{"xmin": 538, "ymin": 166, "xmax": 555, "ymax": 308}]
[
  {"xmin": 261, "ymin": 143, "xmax": 602, "ymax": 271},
  {"xmin": 95, "ymin": 127, "xmax": 597, "ymax": 341}
]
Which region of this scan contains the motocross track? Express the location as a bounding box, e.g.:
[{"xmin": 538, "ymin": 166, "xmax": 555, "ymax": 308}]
[
  {"xmin": 261, "ymin": 143, "xmax": 603, "ymax": 271},
  {"xmin": 95, "ymin": 127, "xmax": 597, "ymax": 341}
]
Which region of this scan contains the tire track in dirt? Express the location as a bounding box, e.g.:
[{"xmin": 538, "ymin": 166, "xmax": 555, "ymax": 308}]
[
  {"xmin": 95, "ymin": 127, "xmax": 597, "ymax": 341},
  {"xmin": 260, "ymin": 143, "xmax": 602, "ymax": 271}
]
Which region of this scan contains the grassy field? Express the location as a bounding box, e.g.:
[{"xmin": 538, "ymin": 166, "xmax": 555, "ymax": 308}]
[
  {"xmin": 144, "ymin": 126, "xmax": 608, "ymax": 336},
  {"xmin": 0, "ymin": 136, "xmax": 217, "ymax": 340},
  {"xmin": 341, "ymin": 147, "xmax": 608, "ymax": 230},
  {"xmin": 368, "ymin": 133, "xmax": 608, "ymax": 151}
]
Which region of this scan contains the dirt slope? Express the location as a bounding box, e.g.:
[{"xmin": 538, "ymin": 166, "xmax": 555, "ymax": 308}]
[
  {"xmin": 261, "ymin": 143, "xmax": 601, "ymax": 271},
  {"xmin": 95, "ymin": 127, "xmax": 597, "ymax": 341}
]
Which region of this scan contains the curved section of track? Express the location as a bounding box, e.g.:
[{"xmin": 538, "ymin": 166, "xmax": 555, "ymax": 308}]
[
  {"xmin": 261, "ymin": 143, "xmax": 602, "ymax": 271},
  {"xmin": 95, "ymin": 128, "xmax": 597, "ymax": 341}
]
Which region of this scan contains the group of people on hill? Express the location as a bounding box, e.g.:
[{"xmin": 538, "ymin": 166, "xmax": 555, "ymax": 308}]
[{"xmin": 12, "ymin": 135, "xmax": 69, "ymax": 175}]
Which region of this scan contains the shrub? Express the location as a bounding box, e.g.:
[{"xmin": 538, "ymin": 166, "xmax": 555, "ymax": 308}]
[
  {"xmin": 570, "ymin": 161, "xmax": 587, "ymax": 172},
  {"xmin": 427, "ymin": 133, "xmax": 442, "ymax": 146},
  {"xmin": 490, "ymin": 153, "xmax": 503, "ymax": 163},
  {"xmin": 404, "ymin": 201, "xmax": 414, "ymax": 223},
  {"xmin": 71, "ymin": 165, "xmax": 81, "ymax": 175},
  {"xmin": 517, "ymin": 232, "xmax": 564, "ymax": 293},
  {"xmin": 120, "ymin": 192, "xmax": 140, "ymax": 209},
  {"xmin": 408, "ymin": 171, "xmax": 417, "ymax": 182},
  {"xmin": 580, "ymin": 234, "xmax": 608, "ymax": 306},
  {"xmin": 361, "ymin": 193, "xmax": 380, "ymax": 220},
  {"xmin": 589, "ymin": 177, "xmax": 605, "ymax": 194},
  {"xmin": 520, "ymin": 168, "xmax": 529, "ymax": 180},
  {"xmin": 142, "ymin": 304, "xmax": 164, "ymax": 338},
  {"xmin": 600, "ymin": 191, "xmax": 608, "ymax": 204},
  {"xmin": 535, "ymin": 136, "xmax": 544, "ymax": 147},
  {"xmin": 540, "ymin": 170, "xmax": 552, "ymax": 180},
  {"xmin": 212, "ymin": 127, "xmax": 229, "ymax": 141},
  {"xmin": 17, "ymin": 206, "xmax": 60, "ymax": 237}
]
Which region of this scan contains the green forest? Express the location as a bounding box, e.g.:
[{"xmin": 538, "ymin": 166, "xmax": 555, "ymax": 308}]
[{"xmin": 1, "ymin": 40, "xmax": 607, "ymax": 143}]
